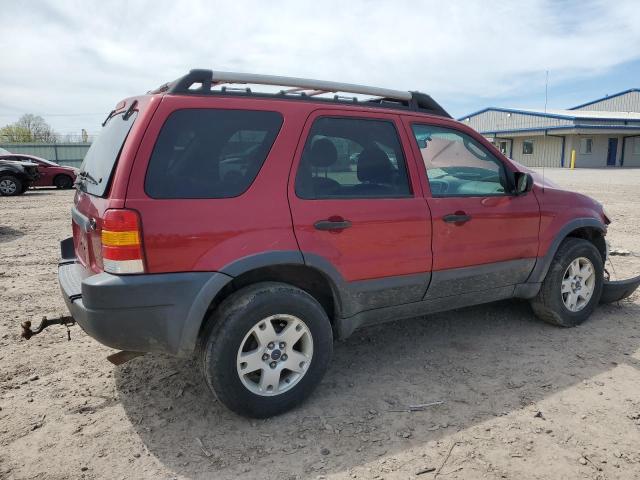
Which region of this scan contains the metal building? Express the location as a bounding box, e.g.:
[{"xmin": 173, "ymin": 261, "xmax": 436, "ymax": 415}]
[{"xmin": 460, "ymin": 88, "xmax": 640, "ymax": 168}]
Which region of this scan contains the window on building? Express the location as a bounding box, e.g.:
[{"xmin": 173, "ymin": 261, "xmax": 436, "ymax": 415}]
[
  {"xmin": 634, "ymin": 137, "xmax": 640, "ymax": 155},
  {"xmin": 411, "ymin": 124, "xmax": 508, "ymax": 197},
  {"xmin": 499, "ymin": 141, "xmax": 508, "ymax": 155},
  {"xmin": 522, "ymin": 140, "xmax": 534, "ymax": 155},
  {"xmin": 295, "ymin": 117, "xmax": 411, "ymax": 199},
  {"xmin": 580, "ymin": 138, "xmax": 593, "ymax": 154}
]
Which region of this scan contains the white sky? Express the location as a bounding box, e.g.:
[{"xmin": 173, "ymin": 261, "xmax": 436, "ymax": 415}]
[{"xmin": 1, "ymin": 0, "xmax": 640, "ymax": 134}]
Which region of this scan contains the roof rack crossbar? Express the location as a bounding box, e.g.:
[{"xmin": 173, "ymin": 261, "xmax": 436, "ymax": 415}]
[{"xmin": 162, "ymin": 69, "xmax": 452, "ymax": 118}]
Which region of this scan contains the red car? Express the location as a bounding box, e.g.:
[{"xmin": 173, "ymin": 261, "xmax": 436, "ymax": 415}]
[
  {"xmin": 48, "ymin": 70, "xmax": 638, "ymax": 417},
  {"xmin": 0, "ymin": 154, "xmax": 78, "ymax": 189}
]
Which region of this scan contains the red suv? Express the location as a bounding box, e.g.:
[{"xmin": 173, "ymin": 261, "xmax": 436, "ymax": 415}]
[{"xmin": 58, "ymin": 70, "xmax": 638, "ymax": 417}]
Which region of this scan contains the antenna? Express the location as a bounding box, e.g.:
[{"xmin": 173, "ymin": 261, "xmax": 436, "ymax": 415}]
[
  {"xmin": 542, "ymin": 70, "xmax": 549, "ymax": 192},
  {"xmin": 544, "ymin": 70, "xmax": 549, "ymax": 113}
]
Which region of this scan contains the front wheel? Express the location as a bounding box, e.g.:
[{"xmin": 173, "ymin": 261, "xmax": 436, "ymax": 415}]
[
  {"xmin": 531, "ymin": 237, "xmax": 604, "ymax": 327},
  {"xmin": 198, "ymin": 282, "xmax": 333, "ymax": 418},
  {"xmin": 0, "ymin": 175, "xmax": 23, "ymax": 196}
]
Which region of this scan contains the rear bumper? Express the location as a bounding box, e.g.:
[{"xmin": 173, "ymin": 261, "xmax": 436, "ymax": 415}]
[{"xmin": 58, "ymin": 238, "xmax": 230, "ymax": 356}]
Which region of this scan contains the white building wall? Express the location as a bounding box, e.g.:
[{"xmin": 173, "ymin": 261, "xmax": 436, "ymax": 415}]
[
  {"xmin": 510, "ymin": 135, "xmax": 563, "ymax": 167},
  {"xmin": 571, "ymin": 91, "xmax": 640, "ymax": 112},
  {"xmin": 623, "ymin": 136, "xmax": 640, "ymax": 167},
  {"xmin": 565, "ymin": 134, "xmax": 624, "ymax": 168}
]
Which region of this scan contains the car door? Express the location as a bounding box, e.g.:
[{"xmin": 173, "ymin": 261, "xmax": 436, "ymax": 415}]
[
  {"xmin": 288, "ymin": 110, "xmax": 432, "ymax": 316},
  {"xmin": 32, "ymin": 159, "xmax": 52, "ymax": 186},
  {"xmin": 402, "ymin": 117, "xmax": 540, "ymax": 298}
]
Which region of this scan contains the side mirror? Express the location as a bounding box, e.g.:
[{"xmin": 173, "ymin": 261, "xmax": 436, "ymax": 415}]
[{"xmin": 513, "ymin": 172, "xmax": 533, "ymax": 195}]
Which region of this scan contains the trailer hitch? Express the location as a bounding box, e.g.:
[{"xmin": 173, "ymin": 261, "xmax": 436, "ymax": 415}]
[{"xmin": 21, "ymin": 315, "xmax": 75, "ymax": 341}]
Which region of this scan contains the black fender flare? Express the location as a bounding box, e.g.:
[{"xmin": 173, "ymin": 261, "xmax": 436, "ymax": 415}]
[
  {"xmin": 527, "ymin": 217, "xmax": 607, "ymax": 284},
  {"xmin": 176, "ymin": 250, "xmax": 346, "ymax": 355}
]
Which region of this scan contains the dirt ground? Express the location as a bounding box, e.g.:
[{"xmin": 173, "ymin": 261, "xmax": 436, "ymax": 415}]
[{"xmin": 1, "ymin": 169, "xmax": 639, "ymax": 480}]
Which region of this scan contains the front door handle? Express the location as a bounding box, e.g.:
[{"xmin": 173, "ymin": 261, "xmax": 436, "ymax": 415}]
[
  {"xmin": 314, "ymin": 219, "xmax": 352, "ymax": 231},
  {"xmin": 443, "ymin": 213, "xmax": 471, "ymax": 224}
]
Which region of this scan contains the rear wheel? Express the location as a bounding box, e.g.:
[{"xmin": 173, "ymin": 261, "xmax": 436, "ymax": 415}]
[
  {"xmin": 531, "ymin": 237, "xmax": 603, "ymax": 327},
  {"xmin": 0, "ymin": 175, "xmax": 23, "ymax": 196},
  {"xmin": 54, "ymin": 174, "xmax": 73, "ymax": 189},
  {"xmin": 198, "ymin": 282, "xmax": 333, "ymax": 418}
]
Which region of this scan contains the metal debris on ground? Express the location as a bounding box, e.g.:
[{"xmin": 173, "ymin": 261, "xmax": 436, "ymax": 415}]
[
  {"xmin": 388, "ymin": 400, "xmax": 444, "ymax": 412},
  {"xmin": 609, "ymin": 248, "xmax": 631, "ymax": 256},
  {"xmin": 434, "ymin": 441, "xmax": 460, "ymax": 479},
  {"xmin": 416, "ymin": 466, "xmax": 436, "ymax": 475},
  {"xmin": 195, "ymin": 437, "xmax": 212, "ymax": 457}
]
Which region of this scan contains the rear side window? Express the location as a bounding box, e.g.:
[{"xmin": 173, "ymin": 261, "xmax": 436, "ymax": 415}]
[
  {"xmin": 295, "ymin": 117, "xmax": 411, "ymax": 199},
  {"xmin": 145, "ymin": 109, "xmax": 283, "ymax": 199},
  {"xmin": 79, "ymin": 112, "xmax": 137, "ymax": 197}
]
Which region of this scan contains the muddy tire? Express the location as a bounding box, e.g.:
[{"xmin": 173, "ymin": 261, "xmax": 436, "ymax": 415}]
[
  {"xmin": 531, "ymin": 237, "xmax": 604, "ymax": 327},
  {"xmin": 198, "ymin": 282, "xmax": 333, "ymax": 418}
]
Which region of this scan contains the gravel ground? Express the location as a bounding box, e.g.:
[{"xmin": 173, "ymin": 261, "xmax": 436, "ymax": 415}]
[{"xmin": 1, "ymin": 169, "xmax": 639, "ymax": 480}]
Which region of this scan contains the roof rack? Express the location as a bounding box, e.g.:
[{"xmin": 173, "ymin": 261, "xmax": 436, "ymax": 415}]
[{"xmin": 153, "ymin": 69, "xmax": 451, "ymax": 118}]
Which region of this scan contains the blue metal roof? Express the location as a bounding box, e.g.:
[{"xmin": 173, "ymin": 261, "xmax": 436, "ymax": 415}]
[
  {"xmin": 568, "ymin": 88, "xmax": 640, "ymax": 110},
  {"xmin": 480, "ymin": 124, "xmax": 640, "ymax": 135},
  {"xmin": 458, "ymin": 107, "xmax": 576, "ymax": 122},
  {"xmin": 459, "ymin": 106, "xmax": 640, "ymax": 123}
]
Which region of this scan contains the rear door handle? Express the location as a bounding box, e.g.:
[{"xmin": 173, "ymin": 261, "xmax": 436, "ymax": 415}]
[
  {"xmin": 443, "ymin": 213, "xmax": 471, "ymax": 224},
  {"xmin": 314, "ymin": 219, "xmax": 352, "ymax": 231}
]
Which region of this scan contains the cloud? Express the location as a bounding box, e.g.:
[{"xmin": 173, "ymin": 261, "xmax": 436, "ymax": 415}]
[{"xmin": 1, "ymin": 0, "xmax": 639, "ymax": 133}]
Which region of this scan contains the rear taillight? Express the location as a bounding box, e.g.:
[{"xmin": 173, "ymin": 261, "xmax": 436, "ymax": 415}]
[{"xmin": 101, "ymin": 209, "xmax": 145, "ymax": 274}]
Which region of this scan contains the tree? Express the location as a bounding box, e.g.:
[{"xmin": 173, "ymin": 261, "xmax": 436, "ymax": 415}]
[
  {"xmin": 0, "ymin": 114, "xmax": 57, "ymax": 143},
  {"xmin": 0, "ymin": 124, "xmax": 32, "ymax": 142}
]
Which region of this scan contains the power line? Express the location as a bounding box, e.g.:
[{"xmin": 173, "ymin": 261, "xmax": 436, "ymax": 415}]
[{"xmin": 0, "ymin": 112, "xmax": 103, "ymax": 117}]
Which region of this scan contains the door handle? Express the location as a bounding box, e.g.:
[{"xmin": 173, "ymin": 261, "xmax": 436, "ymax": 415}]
[
  {"xmin": 314, "ymin": 219, "xmax": 352, "ymax": 231},
  {"xmin": 443, "ymin": 213, "xmax": 471, "ymax": 224}
]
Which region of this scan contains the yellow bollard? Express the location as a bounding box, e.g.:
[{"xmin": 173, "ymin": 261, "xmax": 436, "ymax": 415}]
[{"xmin": 570, "ymin": 149, "xmax": 576, "ymax": 169}]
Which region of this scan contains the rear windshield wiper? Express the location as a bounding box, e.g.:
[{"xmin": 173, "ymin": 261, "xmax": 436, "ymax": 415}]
[{"xmin": 77, "ymin": 171, "xmax": 99, "ymax": 186}]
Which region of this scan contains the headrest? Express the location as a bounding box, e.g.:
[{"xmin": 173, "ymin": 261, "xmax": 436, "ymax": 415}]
[
  {"xmin": 357, "ymin": 147, "xmax": 393, "ymax": 183},
  {"xmin": 308, "ymin": 138, "xmax": 338, "ymax": 168}
]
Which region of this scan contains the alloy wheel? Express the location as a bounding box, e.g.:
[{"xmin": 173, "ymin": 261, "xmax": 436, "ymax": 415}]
[
  {"xmin": 236, "ymin": 314, "xmax": 313, "ymax": 396},
  {"xmin": 561, "ymin": 257, "xmax": 596, "ymax": 312},
  {"xmin": 0, "ymin": 178, "xmax": 17, "ymax": 195}
]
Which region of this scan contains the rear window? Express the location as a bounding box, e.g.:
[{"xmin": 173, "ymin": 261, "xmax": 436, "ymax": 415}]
[
  {"xmin": 145, "ymin": 109, "xmax": 283, "ymax": 199},
  {"xmin": 79, "ymin": 112, "xmax": 137, "ymax": 197}
]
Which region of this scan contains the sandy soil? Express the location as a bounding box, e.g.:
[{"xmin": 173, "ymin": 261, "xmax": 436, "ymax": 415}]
[{"xmin": 1, "ymin": 169, "xmax": 639, "ymax": 480}]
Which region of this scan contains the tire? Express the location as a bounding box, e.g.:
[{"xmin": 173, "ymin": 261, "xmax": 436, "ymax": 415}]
[
  {"xmin": 531, "ymin": 237, "xmax": 604, "ymax": 327},
  {"xmin": 54, "ymin": 175, "xmax": 73, "ymax": 189},
  {"xmin": 198, "ymin": 282, "xmax": 333, "ymax": 418},
  {"xmin": 0, "ymin": 175, "xmax": 23, "ymax": 196}
]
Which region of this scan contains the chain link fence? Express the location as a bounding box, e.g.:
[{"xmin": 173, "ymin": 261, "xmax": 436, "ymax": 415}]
[{"xmin": 0, "ymin": 133, "xmax": 96, "ymax": 144}]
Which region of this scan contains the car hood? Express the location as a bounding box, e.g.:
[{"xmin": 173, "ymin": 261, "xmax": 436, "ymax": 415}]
[{"xmin": 0, "ymin": 159, "xmax": 39, "ymax": 168}]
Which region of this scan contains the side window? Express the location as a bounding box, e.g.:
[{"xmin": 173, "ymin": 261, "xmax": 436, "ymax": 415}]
[
  {"xmin": 580, "ymin": 138, "xmax": 593, "ymax": 154},
  {"xmin": 411, "ymin": 124, "xmax": 509, "ymax": 197},
  {"xmin": 145, "ymin": 109, "xmax": 283, "ymax": 199},
  {"xmin": 295, "ymin": 117, "xmax": 411, "ymax": 199}
]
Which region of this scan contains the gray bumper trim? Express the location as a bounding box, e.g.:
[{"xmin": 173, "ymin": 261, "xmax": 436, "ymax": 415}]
[{"xmin": 59, "ymin": 260, "xmax": 230, "ymax": 356}]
